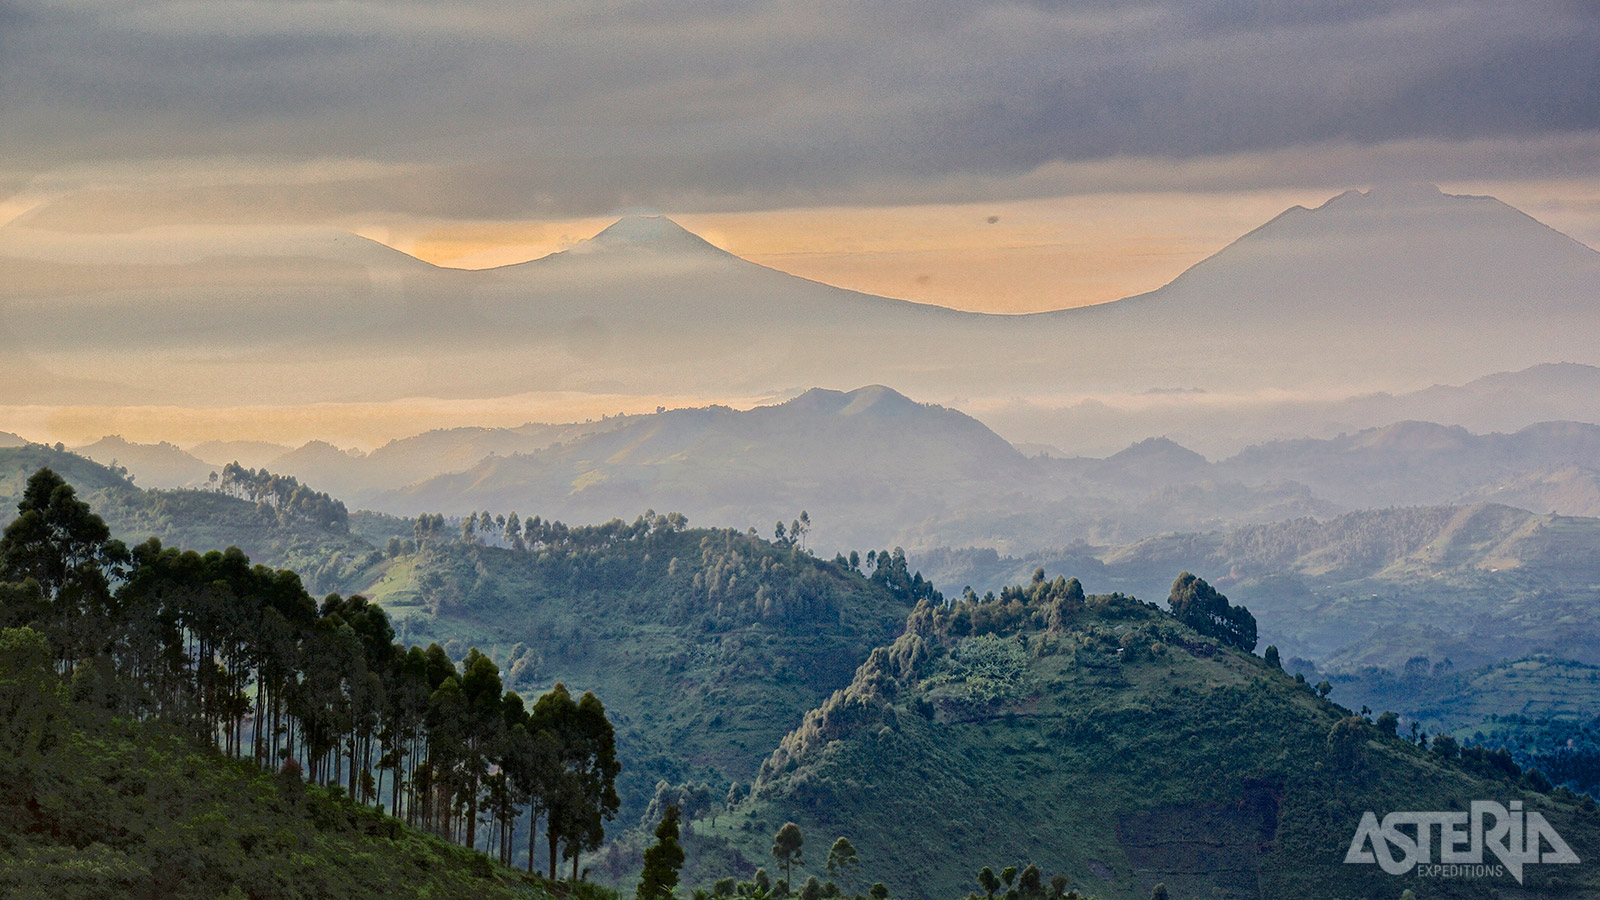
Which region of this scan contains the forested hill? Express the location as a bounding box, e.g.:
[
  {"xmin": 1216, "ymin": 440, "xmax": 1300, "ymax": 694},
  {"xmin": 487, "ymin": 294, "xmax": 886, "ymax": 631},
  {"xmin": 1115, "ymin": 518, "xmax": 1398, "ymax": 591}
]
[
  {"xmin": 690, "ymin": 575, "xmax": 1600, "ymax": 900},
  {"xmin": 0, "ymin": 444, "xmax": 407, "ymax": 593},
  {"xmin": 362, "ymin": 513, "xmax": 940, "ymax": 875},
  {"xmin": 0, "ymin": 467, "xmax": 612, "ymax": 898},
  {"xmin": 0, "ymin": 443, "xmax": 944, "ymax": 867}
]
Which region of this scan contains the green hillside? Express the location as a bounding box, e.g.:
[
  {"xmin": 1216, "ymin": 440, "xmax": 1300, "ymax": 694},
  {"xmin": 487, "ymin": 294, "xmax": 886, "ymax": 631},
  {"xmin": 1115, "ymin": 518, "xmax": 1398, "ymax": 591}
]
[
  {"xmin": 686, "ymin": 578, "xmax": 1600, "ymax": 900},
  {"xmin": 914, "ymin": 506, "xmax": 1600, "ymax": 766},
  {"xmin": 0, "ymin": 444, "xmax": 407, "ymax": 594},
  {"xmin": 362, "ymin": 517, "xmax": 936, "ymax": 868},
  {"xmin": 0, "ymin": 624, "xmax": 563, "ymax": 900}
]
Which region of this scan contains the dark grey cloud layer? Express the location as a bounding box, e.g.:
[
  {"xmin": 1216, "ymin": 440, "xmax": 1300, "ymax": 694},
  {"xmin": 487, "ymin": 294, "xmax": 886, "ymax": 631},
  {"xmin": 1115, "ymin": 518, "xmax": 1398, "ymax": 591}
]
[{"xmin": 3, "ymin": 0, "xmax": 1596, "ymax": 217}]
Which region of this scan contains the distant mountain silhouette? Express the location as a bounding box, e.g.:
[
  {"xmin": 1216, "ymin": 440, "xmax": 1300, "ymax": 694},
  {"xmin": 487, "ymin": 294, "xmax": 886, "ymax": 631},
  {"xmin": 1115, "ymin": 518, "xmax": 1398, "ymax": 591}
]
[
  {"xmin": 4, "ymin": 188, "xmax": 1598, "ymax": 418},
  {"xmin": 373, "ymin": 386, "xmax": 1039, "ymax": 548},
  {"xmin": 1127, "ymin": 184, "xmax": 1600, "ymax": 321},
  {"xmin": 1216, "ymin": 419, "xmax": 1600, "ymax": 510},
  {"xmin": 988, "ymin": 362, "xmax": 1600, "ymax": 458},
  {"xmin": 74, "ymin": 435, "xmax": 214, "ymax": 489},
  {"xmin": 189, "ymin": 440, "xmax": 294, "ymax": 469},
  {"xmin": 551, "ymin": 214, "xmax": 736, "ymax": 258}
]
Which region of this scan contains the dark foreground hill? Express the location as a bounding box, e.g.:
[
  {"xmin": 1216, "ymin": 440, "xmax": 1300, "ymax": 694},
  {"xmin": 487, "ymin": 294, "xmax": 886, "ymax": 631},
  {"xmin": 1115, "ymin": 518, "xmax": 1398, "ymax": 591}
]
[
  {"xmin": 687, "ymin": 582, "xmax": 1600, "ymax": 900},
  {"xmin": 0, "ymin": 446, "xmax": 932, "ymax": 858},
  {"xmin": 0, "ymin": 632, "xmax": 553, "ymax": 900}
]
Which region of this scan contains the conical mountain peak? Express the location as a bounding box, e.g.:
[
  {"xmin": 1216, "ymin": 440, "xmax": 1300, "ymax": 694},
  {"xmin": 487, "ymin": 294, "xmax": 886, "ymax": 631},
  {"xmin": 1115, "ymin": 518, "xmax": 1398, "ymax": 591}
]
[
  {"xmin": 1119, "ymin": 183, "xmax": 1600, "ymax": 330},
  {"xmin": 575, "ymin": 215, "xmax": 733, "ymax": 258}
]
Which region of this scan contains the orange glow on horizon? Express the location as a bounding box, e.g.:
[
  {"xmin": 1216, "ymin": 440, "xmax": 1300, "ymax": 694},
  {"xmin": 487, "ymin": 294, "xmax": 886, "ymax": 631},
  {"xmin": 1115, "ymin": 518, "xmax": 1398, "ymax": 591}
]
[
  {"xmin": 0, "ymin": 391, "xmax": 782, "ymax": 452},
  {"xmin": 368, "ymin": 190, "xmax": 1337, "ymax": 312}
]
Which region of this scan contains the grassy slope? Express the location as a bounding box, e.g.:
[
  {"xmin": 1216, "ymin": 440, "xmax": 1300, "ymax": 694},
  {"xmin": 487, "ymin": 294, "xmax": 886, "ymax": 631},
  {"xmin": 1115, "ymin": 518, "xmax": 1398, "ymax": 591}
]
[
  {"xmin": 692, "ymin": 597, "xmax": 1600, "ymax": 900},
  {"xmin": 362, "ymin": 529, "xmax": 919, "ymax": 863},
  {"xmin": 0, "ymin": 659, "xmax": 556, "ymax": 900}
]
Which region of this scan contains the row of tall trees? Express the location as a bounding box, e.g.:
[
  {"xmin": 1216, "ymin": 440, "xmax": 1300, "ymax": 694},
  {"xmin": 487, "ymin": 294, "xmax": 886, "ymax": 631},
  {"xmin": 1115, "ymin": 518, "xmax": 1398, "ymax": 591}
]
[
  {"xmin": 212, "ymin": 461, "xmax": 349, "ymax": 531},
  {"xmin": 411, "ymin": 504, "xmax": 941, "ymax": 618},
  {"xmin": 415, "ymin": 508, "xmax": 691, "ymax": 553},
  {"xmin": 0, "ymin": 467, "xmax": 617, "ymax": 876}
]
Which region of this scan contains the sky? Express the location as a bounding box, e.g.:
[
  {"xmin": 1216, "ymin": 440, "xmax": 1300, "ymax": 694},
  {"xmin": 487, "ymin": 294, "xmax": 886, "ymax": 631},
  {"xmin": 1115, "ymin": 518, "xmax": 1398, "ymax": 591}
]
[
  {"xmin": 1, "ymin": 0, "xmax": 1598, "ymax": 444},
  {"xmin": 3, "ymin": 0, "xmax": 1598, "ymax": 308}
]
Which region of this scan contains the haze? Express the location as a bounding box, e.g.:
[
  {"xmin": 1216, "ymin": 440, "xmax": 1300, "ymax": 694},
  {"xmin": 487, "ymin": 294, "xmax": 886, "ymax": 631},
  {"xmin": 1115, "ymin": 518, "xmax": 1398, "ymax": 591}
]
[{"xmin": 1, "ymin": 0, "xmax": 1597, "ymax": 447}]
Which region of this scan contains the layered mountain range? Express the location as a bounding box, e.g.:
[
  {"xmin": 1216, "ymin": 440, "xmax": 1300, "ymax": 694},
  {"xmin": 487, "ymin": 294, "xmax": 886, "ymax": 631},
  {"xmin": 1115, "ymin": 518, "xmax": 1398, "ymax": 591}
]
[{"xmin": 72, "ymin": 381, "xmax": 1600, "ymax": 557}]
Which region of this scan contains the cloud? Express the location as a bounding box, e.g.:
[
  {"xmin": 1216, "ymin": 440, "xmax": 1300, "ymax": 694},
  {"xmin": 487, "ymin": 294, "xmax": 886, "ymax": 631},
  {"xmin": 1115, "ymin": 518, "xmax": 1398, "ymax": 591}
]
[{"xmin": 2, "ymin": 0, "xmax": 1595, "ymax": 219}]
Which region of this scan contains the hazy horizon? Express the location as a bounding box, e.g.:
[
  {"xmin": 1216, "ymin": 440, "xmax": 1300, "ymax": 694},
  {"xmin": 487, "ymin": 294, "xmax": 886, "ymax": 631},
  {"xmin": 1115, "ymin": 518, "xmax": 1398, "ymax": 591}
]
[
  {"xmin": 5, "ymin": 182, "xmax": 1600, "ymax": 449},
  {"xmin": 3, "ymin": 1, "xmax": 1597, "ymax": 450}
]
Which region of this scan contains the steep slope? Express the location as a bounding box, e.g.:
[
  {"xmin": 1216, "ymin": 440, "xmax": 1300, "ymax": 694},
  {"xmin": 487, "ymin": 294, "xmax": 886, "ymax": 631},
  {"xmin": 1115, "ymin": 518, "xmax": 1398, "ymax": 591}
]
[
  {"xmin": 1128, "ymin": 185, "xmax": 1600, "ymax": 323},
  {"xmin": 1013, "ymin": 184, "xmax": 1600, "ymax": 392},
  {"xmin": 0, "ymin": 444, "xmax": 140, "ymax": 498},
  {"xmin": 1468, "ymin": 465, "xmax": 1600, "ymax": 518},
  {"xmin": 692, "ymin": 588, "xmax": 1600, "ymax": 899},
  {"xmin": 1099, "ymin": 503, "xmax": 1599, "ymax": 583}
]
